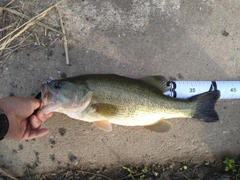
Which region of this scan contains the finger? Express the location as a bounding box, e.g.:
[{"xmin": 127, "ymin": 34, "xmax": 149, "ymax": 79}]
[
  {"xmin": 28, "ymin": 98, "xmax": 42, "ymax": 111},
  {"xmin": 22, "ymin": 128, "xmax": 49, "ymax": 140},
  {"xmin": 35, "ymin": 110, "xmax": 53, "ymax": 123},
  {"xmin": 30, "ymin": 115, "xmax": 42, "ymax": 129}
]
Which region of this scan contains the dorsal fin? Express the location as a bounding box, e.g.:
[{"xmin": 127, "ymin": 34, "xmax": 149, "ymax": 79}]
[{"xmin": 140, "ymin": 75, "xmax": 169, "ymax": 93}]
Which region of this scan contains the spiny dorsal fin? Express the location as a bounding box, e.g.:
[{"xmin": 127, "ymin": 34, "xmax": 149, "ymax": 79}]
[
  {"xmin": 140, "ymin": 75, "xmax": 169, "ymax": 93},
  {"xmin": 93, "ymin": 120, "xmax": 113, "ymax": 132},
  {"xmin": 144, "ymin": 119, "xmax": 172, "ymax": 132},
  {"xmin": 92, "ymin": 103, "xmax": 118, "ymax": 117}
]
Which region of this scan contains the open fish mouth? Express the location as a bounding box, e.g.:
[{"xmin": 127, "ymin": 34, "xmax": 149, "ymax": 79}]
[
  {"xmin": 40, "ymin": 84, "xmax": 60, "ymax": 114},
  {"xmin": 35, "ymin": 92, "xmax": 41, "ymax": 99},
  {"xmin": 41, "ymin": 84, "xmax": 57, "ymax": 105},
  {"xmin": 41, "ymin": 85, "xmax": 49, "ymax": 104}
]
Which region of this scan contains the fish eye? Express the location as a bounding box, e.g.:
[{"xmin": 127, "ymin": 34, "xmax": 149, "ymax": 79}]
[{"xmin": 54, "ymin": 82, "xmax": 62, "ymax": 89}]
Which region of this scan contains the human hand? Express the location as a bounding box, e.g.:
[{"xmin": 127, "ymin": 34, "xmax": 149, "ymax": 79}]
[{"xmin": 0, "ymin": 97, "xmax": 53, "ymax": 141}]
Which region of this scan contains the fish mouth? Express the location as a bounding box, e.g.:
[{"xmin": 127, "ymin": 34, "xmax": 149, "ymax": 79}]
[
  {"xmin": 41, "ymin": 84, "xmax": 57, "ymax": 105},
  {"xmin": 40, "ymin": 84, "xmax": 61, "ymax": 114},
  {"xmin": 41, "ymin": 84, "xmax": 49, "ymax": 104}
]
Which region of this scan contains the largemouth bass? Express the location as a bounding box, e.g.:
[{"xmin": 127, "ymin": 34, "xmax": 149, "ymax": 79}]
[{"xmin": 41, "ymin": 74, "xmax": 220, "ymax": 132}]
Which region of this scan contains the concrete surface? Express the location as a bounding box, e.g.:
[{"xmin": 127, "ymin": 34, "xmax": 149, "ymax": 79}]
[{"xmin": 0, "ymin": 0, "xmax": 240, "ymax": 176}]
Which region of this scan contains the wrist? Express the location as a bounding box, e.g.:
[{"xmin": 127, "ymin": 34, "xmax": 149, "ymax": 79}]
[
  {"xmin": 0, "ymin": 99, "xmax": 9, "ymax": 140},
  {"xmin": 0, "ymin": 98, "xmax": 18, "ymax": 141}
]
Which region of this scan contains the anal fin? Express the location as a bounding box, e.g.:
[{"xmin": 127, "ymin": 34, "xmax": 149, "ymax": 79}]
[
  {"xmin": 93, "ymin": 120, "xmax": 113, "ymax": 132},
  {"xmin": 144, "ymin": 120, "xmax": 172, "ymax": 133}
]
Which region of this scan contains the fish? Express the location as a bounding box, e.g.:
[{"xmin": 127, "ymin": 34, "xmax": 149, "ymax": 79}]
[{"xmin": 41, "ymin": 74, "xmax": 220, "ymax": 132}]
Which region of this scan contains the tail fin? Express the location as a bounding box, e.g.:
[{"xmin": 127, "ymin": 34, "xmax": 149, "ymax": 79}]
[{"xmin": 189, "ymin": 90, "xmax": 220, "ymax": 122}]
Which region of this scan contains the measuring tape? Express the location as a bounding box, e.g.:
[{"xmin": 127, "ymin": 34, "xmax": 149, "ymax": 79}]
[{"xmin": 163, "ymin": 81, "xmax": 240, "ymax": 99}]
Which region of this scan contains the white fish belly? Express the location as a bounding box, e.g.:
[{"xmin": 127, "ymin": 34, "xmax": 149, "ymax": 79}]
[
  {"xmin": 78, "ymin": 111, "xmax": 189, "ymax": 126},
  {"xmin": 108, "ymin": 112, "xmax": 189, "ymax": 126}
]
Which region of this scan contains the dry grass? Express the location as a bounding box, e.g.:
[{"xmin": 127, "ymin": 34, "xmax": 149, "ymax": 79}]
[
  {"xmin": 0, "ymin": 168, "xmax": 17, "ymax": 180},
  {"xmin": 56, "ymin": 5, "xmax": 70, "ymax": 65},
  {"xmin": 0, "ymin": 0, "xmax": 74, "ymax": 65}
]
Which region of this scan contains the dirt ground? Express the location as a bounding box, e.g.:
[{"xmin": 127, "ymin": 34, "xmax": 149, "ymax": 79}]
[{"xmin": 0, "ymin": 0, "xmax": 240, "ymax": 179}]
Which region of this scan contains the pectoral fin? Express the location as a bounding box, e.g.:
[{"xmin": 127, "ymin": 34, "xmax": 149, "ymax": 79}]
[
  {"xmin": 93, "ymin": 120, "xmax": 113, "ymax": 132},
  {"xmin": 144, "ymin": 120, "xmax": 172, "ymax": 132},
  {"xmin": 92, "ymin": 103, "xmax": 118, "ymax": 117}
]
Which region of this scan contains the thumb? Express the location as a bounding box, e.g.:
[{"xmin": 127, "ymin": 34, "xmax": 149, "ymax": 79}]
[{"xmin": 29, "ymin": 99, "xmax": 42, "ymax": 111}]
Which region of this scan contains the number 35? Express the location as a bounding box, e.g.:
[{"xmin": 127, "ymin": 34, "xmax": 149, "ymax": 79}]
[{"xmin": 190, "ymin": 88, "xmax": 196, "ymax": 93}]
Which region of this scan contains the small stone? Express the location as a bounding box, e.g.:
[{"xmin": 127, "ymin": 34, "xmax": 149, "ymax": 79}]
[
  {"xmin": 221, "ymin": 30, "xmax": 229, "ymax": 36},
  {"xmin": 58, "ymin": 128, "xmax": 67, "ymax": 136},
  {"xmin": 68, "ymin": 153, "xmax": 77, "ymax": 162}
]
